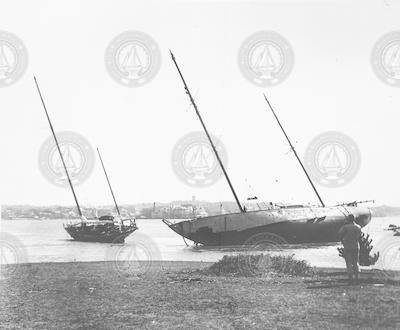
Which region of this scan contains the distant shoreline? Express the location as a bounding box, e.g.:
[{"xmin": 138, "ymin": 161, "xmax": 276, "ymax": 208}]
[
  {"xmin": 3, "ymin": 203, "xmax": 400, "ymax": 221},
  {"xmin": 0, "ymin": 217, "xmax": 166, "ymax": 221}
]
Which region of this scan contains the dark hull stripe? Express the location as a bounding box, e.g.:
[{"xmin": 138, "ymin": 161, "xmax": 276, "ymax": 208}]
[{"xmin": 173, "ymin": 219, "xmax": 363, "ymax": 246}]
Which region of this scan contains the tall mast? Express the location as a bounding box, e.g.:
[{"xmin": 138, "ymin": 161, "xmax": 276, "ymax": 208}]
[
  {"xmin": 263, "ymin": 93, "xmax": 325, "ymax": 207},
  {"xmin": 97, "ymin": 148, "xmax": 121, "ymax": 216},
  {"xmin": 34, "ymin": 77, "xmax": 83, "ymax": 217},
  {"xmin": 170, "ymin": 51, "xmax": 244, "ymax": 213}
]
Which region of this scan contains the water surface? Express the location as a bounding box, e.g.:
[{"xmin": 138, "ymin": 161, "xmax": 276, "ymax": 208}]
[{"xmin": 1, "ymin": 217, "xmax": 399, "ymax": 270}]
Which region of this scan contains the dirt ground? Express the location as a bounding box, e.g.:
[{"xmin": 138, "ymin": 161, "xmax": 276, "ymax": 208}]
[{"xmin": 0, "ymin": 261, "xmax": 399, "ymax": 329}]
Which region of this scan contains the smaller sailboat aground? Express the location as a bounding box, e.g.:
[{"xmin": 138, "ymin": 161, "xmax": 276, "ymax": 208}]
[
  {"xmin": 34, "ymin": 77, "xmax": 137, "ymax": 243},
  {"xmin": 63, "ymin": 148, "xmax": 137, "ymax": 243},
  {"xmin": 63, "ymin": 215, "xmax": 137, "ymax": 243}
]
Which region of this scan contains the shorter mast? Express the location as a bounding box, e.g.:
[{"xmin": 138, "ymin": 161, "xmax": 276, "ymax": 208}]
[
  {"xmin": 263, "ymin": 94, "xmax": 325, "ymax": 208},
  {"xmin": 170, "ymin": 51, "xmax": 244, "ymax": 213},
  {"xmin": 34, "ymin": 77, "xmax": 83, "ymax": 217},
  {"xmin": 97, "ymin": 148, "xmax": 121, "ymax": 216}
]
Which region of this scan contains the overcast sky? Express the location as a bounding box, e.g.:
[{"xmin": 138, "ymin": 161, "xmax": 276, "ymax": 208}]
[{"xmin": 1, "ymin": 0, "xmax": 400, "ymax": 207}]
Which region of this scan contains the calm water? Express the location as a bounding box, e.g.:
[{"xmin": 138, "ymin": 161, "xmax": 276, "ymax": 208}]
[{"xmin": 1, "ymin": 217, "xmax": 399, "ymax": 269}]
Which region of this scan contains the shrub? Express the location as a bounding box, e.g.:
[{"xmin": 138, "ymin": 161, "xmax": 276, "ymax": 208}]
[{"xmin": 205, "ymin": 253, "xmax": 315, "ymax": 277}]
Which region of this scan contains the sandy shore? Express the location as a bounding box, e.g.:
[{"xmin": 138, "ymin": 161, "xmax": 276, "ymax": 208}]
[{"xmin": 1, "ymin": 261, "xmax": 400, "ymax": 329}]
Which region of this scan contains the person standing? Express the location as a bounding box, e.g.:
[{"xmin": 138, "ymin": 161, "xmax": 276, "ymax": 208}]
[{"xmin": 338, "ymin": 214, "xmax": 362, "ymax": 283}]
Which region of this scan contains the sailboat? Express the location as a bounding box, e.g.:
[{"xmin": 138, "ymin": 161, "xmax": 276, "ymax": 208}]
[
  {"xmin": 34, "ymin": 77, "xmax": 137, "ymax": 243},
  {"xmin": 162, "ymin": 52, "xmax": 372, "ymax": 246}
]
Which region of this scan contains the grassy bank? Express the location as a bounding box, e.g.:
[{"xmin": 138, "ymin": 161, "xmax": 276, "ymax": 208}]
[{"xmin": 0, "ymin": 259, "xmax": 399, "ymax": 329}]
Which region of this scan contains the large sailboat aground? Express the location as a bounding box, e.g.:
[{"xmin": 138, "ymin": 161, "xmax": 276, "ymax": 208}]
[
  {"xmin": 164, "ymin": 51, "xmax": 372, "ymax": 246},
  {"xmin": 163, "ymin": 205, "xmax": 371, "ymax": 245}
]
